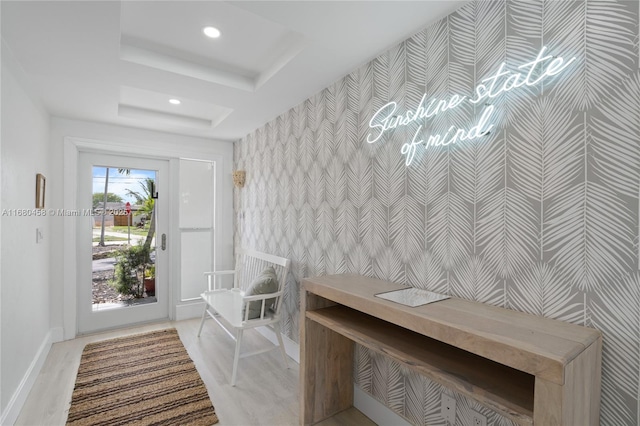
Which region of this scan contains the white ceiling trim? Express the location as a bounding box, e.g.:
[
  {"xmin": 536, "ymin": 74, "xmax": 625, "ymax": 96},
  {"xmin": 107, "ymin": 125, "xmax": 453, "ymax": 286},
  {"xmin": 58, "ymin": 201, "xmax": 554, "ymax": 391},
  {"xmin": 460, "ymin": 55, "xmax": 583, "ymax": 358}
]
[
  {"xmin": 255, "ymin": 32, "xmax": 306, "ymax": 90},
  {"xmin": 117, "ymin": 104, "xmax": 212, "ymax": 129},
  {"xmin": 120, "ymin": 28, "xmax": 306, "ymax": 93},
  {"xmin": 120, "ymin": 42, "xmax": 255, "ymax": 92}
]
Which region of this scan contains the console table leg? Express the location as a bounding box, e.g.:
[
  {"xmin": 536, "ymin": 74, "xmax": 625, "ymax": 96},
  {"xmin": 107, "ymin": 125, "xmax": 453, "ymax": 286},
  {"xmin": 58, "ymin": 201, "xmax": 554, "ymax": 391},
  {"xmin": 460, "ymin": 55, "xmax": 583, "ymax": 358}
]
[
  {"xmin": 533, "ymin": 338, "xmax": 601, "ymax": 426},
  {"xmin": 301, "ymin": 319, "xmax": 354, "ymax": 425}
]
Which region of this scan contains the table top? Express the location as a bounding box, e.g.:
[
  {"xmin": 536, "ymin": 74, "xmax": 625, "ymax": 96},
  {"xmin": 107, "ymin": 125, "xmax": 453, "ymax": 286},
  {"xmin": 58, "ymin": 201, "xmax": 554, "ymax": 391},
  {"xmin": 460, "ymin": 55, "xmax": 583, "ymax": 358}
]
[{"xmin": 303, "ymin": 274, "xmax": 601, "ymax": 384}]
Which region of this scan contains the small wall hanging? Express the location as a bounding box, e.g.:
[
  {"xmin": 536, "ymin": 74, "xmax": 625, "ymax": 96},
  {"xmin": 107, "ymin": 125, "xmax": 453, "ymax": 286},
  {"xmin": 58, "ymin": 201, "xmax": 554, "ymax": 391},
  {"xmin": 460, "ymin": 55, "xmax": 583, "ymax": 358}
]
[
  {"xmin": 233, "ymin": 170, "xmax": 246, "ymax": 188},
  {"xmin": 35, "ymin": 173, "xmax": 46, "ymax": 209}
]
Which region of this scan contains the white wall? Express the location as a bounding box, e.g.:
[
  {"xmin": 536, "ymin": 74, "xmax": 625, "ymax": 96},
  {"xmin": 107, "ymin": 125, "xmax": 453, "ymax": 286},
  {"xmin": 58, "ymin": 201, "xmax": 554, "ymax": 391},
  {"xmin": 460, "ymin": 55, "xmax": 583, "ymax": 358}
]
[
  {"xmin": 49, "ymin": 117, "xmax": 235, "ymax": 339},
  {"xmin": 1, "ymin": 44, "xmax": 52, "ymax": 420}
]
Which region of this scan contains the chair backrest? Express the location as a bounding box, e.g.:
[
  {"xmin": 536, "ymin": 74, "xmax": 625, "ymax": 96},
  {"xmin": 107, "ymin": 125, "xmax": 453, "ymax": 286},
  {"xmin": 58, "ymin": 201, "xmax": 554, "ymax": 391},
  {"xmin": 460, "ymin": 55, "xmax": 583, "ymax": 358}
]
[{"xmin": 235, "ymin": 249, "xmax": 291, "ymax": 316}]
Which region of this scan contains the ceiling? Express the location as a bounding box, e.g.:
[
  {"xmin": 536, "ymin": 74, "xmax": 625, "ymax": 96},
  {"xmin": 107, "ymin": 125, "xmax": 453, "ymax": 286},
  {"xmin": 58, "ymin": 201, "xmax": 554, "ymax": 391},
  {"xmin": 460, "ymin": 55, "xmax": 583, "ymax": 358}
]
[{"xmin": 1, "ymin": 1, "xmax": 467, "ymax": 142}]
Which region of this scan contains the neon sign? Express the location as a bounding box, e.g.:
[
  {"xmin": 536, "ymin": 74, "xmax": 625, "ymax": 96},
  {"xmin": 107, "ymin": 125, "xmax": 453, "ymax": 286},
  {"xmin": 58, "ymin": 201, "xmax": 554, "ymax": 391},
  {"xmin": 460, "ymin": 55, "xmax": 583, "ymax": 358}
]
[{"xmin": 367, "ymin": 46, "xmax": 576, "ymax": 166}]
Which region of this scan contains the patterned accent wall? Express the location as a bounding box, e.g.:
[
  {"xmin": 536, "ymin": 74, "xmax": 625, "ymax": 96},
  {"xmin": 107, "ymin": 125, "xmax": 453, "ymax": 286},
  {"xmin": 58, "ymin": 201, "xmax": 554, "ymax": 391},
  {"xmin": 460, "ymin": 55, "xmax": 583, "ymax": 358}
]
[{"xmin": 234, "ymin": 1, "xmax": 640, "ymax": 424}]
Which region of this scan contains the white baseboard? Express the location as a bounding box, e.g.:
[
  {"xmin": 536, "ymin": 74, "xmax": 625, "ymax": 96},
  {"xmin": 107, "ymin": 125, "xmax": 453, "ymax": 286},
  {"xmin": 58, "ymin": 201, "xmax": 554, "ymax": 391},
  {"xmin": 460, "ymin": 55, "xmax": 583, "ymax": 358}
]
[
  {"xmin": 1, "ymin": 330, "xmax": 54, "ymax": 426},
  {"xmin": 175, "ymin": 301, "xmax": 205, "ymax": 321},
  {"xmin": 354, "ymin": 384, "xmax": 411, "ymax": 426},
  {"xmin": 256, "ymin": 326, "xmax": 300, "ymax": 364}
]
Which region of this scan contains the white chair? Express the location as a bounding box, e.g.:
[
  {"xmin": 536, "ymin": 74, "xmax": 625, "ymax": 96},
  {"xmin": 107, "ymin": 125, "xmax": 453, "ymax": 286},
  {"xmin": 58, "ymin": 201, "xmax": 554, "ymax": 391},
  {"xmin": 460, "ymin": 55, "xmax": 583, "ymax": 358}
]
[{"xmin": 197, "ymin": 248, "xmax": 291, "ymax": 386}]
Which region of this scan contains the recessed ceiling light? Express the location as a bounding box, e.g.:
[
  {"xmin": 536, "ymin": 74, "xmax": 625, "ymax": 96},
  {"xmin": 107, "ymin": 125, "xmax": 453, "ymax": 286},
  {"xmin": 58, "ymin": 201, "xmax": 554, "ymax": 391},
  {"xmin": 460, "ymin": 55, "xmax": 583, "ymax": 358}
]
[
  {"xmin": 203, "ymin": 26, "xmax": 221, "ymax": 39},
  {"xmin": 169, "ymin": 99, "xmax": 181, "ymax": 105}
]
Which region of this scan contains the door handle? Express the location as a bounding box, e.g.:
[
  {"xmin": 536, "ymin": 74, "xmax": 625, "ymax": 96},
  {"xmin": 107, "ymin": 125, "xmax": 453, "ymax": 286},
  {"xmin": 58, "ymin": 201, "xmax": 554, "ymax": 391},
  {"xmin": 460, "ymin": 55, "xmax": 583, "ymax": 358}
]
[{"xmin": 161, "ymin": 234, "xmax": 167, "ymax": 251}]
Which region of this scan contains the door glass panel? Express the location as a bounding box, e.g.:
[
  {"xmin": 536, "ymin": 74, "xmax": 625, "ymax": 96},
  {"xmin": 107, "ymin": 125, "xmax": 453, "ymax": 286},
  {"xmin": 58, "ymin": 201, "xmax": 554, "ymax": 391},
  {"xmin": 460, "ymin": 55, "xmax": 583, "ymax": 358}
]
[
  {"xmin": 92, "ymin": 167, "xmax": 157, "ymax": 310},
  {"xmin": 179, "ymin": 159, "xmax": 214, "ymax": 301},
  {"xmin": 180, "ymin": 230, "xmax": 212, "ymax": 300},
  {"xmin": 179, "ymin": 160, "xmax": 213, "ymax": 228}
]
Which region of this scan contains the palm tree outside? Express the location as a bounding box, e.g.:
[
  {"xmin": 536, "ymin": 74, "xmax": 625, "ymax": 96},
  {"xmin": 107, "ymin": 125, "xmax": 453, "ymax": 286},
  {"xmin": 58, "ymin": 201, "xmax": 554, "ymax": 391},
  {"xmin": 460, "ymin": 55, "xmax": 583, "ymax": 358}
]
[
  {"xmin": 98, "ymin": 168, "xmax": 130, "ymax": 247},
  {"xmin": 125, "ymin": 177, "xmax": 156, "ymax": 250}
]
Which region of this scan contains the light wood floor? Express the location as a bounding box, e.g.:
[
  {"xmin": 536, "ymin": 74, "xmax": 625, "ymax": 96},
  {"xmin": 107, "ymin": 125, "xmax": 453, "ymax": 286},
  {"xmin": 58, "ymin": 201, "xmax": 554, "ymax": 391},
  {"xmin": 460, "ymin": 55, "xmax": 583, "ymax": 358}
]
[{"xmin": 15, "ymin": 318, "xmax": 375, "ymax": 426}]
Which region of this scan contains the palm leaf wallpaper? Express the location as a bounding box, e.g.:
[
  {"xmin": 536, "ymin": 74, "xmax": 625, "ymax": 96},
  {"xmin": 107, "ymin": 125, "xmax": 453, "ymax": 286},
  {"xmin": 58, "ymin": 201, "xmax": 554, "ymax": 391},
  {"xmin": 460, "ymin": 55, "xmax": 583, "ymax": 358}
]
[{"xmin": 235, "ymin": 0, "xmax": 639, "ymax": 424}]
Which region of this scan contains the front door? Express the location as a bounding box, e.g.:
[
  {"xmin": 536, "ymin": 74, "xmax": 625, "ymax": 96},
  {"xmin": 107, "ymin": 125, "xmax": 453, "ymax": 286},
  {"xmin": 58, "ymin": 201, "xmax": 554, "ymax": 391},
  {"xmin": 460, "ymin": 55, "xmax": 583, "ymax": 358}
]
[{"xmin": 77, "ymin": 152, "xmax": 169, "ymax": 333}]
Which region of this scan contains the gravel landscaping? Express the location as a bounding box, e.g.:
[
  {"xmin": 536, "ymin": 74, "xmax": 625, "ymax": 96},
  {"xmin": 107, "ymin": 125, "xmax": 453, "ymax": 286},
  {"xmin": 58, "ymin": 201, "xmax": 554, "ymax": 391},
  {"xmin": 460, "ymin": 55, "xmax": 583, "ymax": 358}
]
[
  {"xmin": 92, "ymin": 244, "xmax": 156, "ymax": 305},
  {"xmin": 92, "ymin": 245, "xmax": 134, "ymax": 304}
]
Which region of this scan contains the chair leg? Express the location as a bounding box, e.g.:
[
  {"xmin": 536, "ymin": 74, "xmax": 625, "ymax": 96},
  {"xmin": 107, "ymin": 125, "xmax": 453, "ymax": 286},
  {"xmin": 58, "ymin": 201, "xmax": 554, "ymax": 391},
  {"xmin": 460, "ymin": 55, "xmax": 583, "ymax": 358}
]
[
  {"xmin": 274, "ymin": 321, "xmax": 289, "ymax": 369},
  {"xmin": 231, "ymin": 329, "xmax": 244, "ymax": 386},
  {"xmin": 197, "ymin": 304, "xmax": 208, "ymax": 337}
]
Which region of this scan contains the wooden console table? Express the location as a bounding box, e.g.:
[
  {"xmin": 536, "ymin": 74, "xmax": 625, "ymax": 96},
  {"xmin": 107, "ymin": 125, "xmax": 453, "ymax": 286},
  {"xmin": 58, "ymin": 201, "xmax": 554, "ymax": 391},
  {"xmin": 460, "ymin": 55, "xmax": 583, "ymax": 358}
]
[{"xmin": 300, "ymin": 274, "xmax": 601, "ymax": 426}]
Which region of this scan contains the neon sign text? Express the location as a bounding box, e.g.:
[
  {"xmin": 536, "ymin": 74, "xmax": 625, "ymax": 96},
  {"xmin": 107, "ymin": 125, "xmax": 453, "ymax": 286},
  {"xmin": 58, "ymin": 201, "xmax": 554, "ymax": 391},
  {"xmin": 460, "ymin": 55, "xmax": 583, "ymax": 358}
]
[
  {"xmin": 469, "ymin": 46, "xmax": 575, "ymax": 104},
  {"xmin": 367, "ymin": 93, "xmax": 466, "ymax": 144},
  {"xmin": 401, "ymin": 106, "xmax": 494, "ymax": 166},
  {"xmin": 367, "ymin": 46, "xmax": 576, "ymax": 166}
]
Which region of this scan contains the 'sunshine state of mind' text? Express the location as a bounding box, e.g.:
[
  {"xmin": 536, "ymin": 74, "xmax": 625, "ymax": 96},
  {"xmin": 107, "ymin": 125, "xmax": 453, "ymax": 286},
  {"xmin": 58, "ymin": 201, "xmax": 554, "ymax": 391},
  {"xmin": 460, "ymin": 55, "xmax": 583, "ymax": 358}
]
[{"xmin": 366, "ymin": 46, "xmax": 576, "ymax": 166}]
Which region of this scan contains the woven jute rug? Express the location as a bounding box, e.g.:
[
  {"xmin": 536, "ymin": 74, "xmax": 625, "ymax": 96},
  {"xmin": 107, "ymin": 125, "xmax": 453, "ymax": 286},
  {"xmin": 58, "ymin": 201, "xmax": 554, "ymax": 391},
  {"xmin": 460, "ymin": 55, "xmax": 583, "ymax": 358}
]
[{"xmin": 66, "ymin": 328, "xmax": 219, "ymax": 426}]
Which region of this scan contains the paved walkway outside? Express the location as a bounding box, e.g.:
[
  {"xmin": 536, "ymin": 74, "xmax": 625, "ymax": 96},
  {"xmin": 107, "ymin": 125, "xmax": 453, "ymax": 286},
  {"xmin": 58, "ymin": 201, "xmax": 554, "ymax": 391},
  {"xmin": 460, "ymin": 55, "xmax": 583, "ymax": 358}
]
[{"xmin": 92, "ymin": 229, "xmax": 145, "ymax": 246}]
